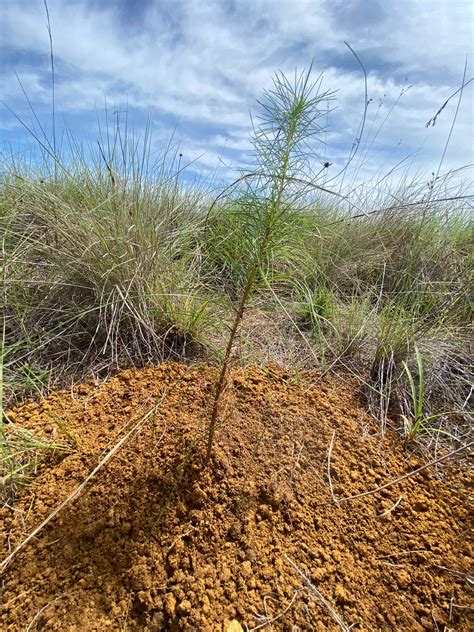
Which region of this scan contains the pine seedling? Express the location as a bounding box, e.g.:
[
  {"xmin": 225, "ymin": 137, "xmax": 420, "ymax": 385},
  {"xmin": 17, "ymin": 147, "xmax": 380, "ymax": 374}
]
[{"xmin": 205, "ymin": 67, "xmax": 335, "ymax": 460}]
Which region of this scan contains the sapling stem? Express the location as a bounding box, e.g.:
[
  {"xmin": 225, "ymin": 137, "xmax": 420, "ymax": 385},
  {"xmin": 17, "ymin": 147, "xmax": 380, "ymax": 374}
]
[{"xmin": 205, "ymin": 264, "xmax": 258, "ymax": 461}]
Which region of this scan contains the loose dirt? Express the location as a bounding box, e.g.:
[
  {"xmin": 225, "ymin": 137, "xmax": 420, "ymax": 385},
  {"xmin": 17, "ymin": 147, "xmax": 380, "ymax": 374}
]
[{"xmin": 1, "ymin": 363, "xmax": 472, "ymax": 630}]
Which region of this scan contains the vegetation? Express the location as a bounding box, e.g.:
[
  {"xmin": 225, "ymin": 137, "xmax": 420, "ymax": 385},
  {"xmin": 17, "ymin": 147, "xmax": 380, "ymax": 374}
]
[
  {"xmin": 1, "ymin": 67, "xmax": 472, "ymax": 474},
  {"xmin": 400, "ymin": 345, "xmax": 471, "ymax": 446},
  {"xmin": 205, "ymin": 67, "xmax": 336, "ymax": 458}
]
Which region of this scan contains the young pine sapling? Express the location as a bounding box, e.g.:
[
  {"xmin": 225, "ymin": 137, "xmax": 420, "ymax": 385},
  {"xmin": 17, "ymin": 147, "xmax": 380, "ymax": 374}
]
[{"xmin": 206, "ymin": 67, "xmax": 336, "ymax": 460}]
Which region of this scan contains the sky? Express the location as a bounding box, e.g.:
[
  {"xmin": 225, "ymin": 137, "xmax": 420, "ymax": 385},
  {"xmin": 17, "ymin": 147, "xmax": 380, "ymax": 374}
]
[{"xmin": 1, "ymin": 0, "xmax": 473, "ymax": 190}]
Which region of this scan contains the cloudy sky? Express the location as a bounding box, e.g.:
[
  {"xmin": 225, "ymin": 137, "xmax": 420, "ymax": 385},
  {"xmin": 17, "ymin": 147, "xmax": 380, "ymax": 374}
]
[{"xmin": 1, "ymin": 0, "xmax": 473, "ymax": 188}]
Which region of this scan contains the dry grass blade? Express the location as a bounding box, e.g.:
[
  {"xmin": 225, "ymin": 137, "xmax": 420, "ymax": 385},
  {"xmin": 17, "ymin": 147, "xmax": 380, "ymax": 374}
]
[
  {"xmin": 377, "ymin": 495, "xmax": 403, "ymax": 518},
  {"xmin": 334, "ymin": 441, "xmax": 472, "ymax": 504},
  {"xmin": 26, "ymin": 596, "xmax": 64, "ymax": 632},
  {"xmin": 327, "ymin": 430, "xmax": 337, "ymax": 504},
  {"xmin": 249, "ymin": 590, "xmax": 300, "ymax": 631},
  {"xmin": 285, "ymin": 555, "xmax": 352, "ymax": 631}
]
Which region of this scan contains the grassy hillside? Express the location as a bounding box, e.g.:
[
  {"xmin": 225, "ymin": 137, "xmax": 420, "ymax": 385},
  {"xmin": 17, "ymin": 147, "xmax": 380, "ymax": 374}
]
[
  {"xmin": 1, "ymin": 68, "xmax": 472, "ymax": 461},
  {"xmin": 2, "ymin": 164, "xmax": 472, "ymax": 432}
]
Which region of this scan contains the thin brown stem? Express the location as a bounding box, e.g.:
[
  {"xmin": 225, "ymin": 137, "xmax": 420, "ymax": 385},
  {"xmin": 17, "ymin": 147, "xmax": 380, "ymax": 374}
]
[
  {"xmin": 334, "ymin": 441, "xmax": 472, "ymax": 504},
  {"xmin": 205, "ymin": 264, "xmax": 258, "ymax": 461}
]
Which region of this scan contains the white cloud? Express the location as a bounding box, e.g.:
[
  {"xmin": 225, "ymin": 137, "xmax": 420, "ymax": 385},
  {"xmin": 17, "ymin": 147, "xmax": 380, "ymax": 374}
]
[{"xmin": 1, "ymin": 0, "xmax": 472, "ymax": 185}]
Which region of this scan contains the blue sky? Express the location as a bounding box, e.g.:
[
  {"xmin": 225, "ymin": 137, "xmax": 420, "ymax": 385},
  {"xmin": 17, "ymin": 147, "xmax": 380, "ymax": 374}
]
[{"xmin": 1, "ymin": 0, "xmax": 473, "ymax": 188}]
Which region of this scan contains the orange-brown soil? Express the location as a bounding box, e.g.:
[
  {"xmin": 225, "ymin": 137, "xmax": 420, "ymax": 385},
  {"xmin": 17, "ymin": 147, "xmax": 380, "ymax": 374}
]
[{"xmin": 1, "ymin": 363, "xmax": 472, "ymax": 631}]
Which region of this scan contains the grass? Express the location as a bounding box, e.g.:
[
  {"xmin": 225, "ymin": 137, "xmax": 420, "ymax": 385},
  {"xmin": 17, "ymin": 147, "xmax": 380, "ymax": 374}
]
[
  {"xmin": 1, "ymin": 68, "xmax": 472, "ymax": 465},
  {"xmin": 400, "ymin": 345, "xmax": 471, "ymax": 446},
  {"xmin": 0, "ymin": 421, "xmax": 75, "ymax": 505},
  {"xmin": 2, "ymin": 152, "xmax": 216, "ymax": 380},
  {"xmin": 401, "ymin": 345, "xmax": 438, "ymax": 444}
]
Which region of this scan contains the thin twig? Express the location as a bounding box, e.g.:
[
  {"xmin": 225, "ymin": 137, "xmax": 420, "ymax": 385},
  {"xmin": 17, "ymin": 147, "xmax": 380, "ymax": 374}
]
[
  {"xmin": 285, "ymin": 555, "xmax": 351, "ymax": 632},
  {"xmin": 334, "ymin": 442, "xmax": 472, "ymax": 504},
  {"xmin": 327, "ymin": 430, "xmax": 337, "ymax": 504},
  {"xmin": 250, "ymin": 591, "xmax": 300, "ymax": 631},
  {"xmin": 377, "ymin": 495, "xmax": 403, "ymax": 518}
]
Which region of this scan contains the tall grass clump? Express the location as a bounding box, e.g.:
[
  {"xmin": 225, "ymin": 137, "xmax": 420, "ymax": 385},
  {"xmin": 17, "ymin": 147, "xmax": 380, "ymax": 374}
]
[
  {"xmin": 1, "ymin": 131, "xmax": 216, "ymax": 405},
  {"xmin": 290, "ymin": 184, "xmax": 473, "ymax": 441}
]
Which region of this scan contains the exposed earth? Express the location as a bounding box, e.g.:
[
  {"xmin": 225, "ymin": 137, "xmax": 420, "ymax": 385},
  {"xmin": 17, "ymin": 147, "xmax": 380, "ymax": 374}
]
[{"xmin": 1, "ymin": 363, "xmax": 472, "ymax": 630}]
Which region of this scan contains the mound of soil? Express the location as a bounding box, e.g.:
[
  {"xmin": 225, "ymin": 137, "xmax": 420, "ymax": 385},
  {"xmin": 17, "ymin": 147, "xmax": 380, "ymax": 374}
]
[{"xmin": 1, "ymin": 363, "xmax": 472, "ymax": 631}]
